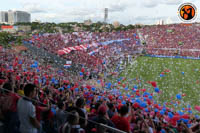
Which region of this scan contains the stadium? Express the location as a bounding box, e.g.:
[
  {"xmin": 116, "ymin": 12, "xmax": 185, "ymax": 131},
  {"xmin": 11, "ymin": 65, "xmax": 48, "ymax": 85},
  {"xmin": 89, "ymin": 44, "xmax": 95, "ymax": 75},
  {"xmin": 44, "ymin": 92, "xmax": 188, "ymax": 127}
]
[{"xmin": 1, "ymin": 2, "xmax": 200, "ymax": 133}]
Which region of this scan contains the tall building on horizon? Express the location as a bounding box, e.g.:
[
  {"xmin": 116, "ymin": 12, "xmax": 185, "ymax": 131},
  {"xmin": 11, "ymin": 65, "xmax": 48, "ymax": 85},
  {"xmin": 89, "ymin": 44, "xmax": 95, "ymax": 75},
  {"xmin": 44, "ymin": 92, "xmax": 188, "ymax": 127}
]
[
  {"xmin": 156, "ymin": 19, "xmax": 164, "ymax": 25},
  {"xmin": 0, "ymin": 11, "xmax": 8, "ymax": 24},
  {"xmin": 0, "ymin": 10, "xmax": 30, "ymax": 25},
  {"xmin": 104, "ymin": 8, "xmax": 108, "ymax": 23},
  {"xmin": 8, "ymin": 10, "xmax": 31, "ymax": 24},
  {"xmin": 166, "ymin": 17, "xmax": 173, "ymax": 24}
]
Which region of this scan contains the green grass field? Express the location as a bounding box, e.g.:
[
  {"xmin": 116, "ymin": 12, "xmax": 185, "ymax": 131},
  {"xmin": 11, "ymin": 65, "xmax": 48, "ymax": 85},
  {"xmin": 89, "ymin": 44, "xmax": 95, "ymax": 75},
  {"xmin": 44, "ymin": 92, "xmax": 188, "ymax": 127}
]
[{"xmin": 113, "ymin": 56, "xmax": 200, "ymax": 113}]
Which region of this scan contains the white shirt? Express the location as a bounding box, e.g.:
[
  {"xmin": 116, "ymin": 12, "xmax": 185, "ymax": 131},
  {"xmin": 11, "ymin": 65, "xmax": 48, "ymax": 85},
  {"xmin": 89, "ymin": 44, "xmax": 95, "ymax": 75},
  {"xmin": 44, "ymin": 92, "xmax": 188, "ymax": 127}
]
[
  {"xmin": 17, "ymin": 98, "xmax": 37, "ymax": 133},
  {"xmin": 149, "ymin": 127, "xmax": 153, "ymax": 133}
]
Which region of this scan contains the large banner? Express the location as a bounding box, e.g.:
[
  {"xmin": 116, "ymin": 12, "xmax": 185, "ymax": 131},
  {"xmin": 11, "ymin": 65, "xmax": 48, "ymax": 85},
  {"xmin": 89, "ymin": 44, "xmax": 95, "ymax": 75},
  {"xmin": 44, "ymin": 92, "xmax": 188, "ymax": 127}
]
[{"xmin": 57, "ymin": 39, "xmax": 130, "ymax": 55}]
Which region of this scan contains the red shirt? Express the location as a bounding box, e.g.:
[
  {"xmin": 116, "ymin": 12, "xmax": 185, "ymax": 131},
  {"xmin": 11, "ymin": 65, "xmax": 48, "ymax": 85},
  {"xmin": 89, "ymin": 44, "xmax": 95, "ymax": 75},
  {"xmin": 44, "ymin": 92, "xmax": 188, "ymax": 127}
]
[
  {"xmin": 111, "ymin": 115, "xmax": 130, "ymax": 132},
  {"xmin": 47, "ymin": 110, "xmax": 54, "ymax": 120},
  {"xmin": 0, "ymin": 79, "xmax": 5, "ymax": 85},
  {"xmin": 1, "ymin": 93, "xmax": 20, "ymax": 112},
  {"xmin": 36, "ymin": 106, "xmax": 42, "ymax": 121},
  {"xmin": 9, "ymin": 93, "xmax": 20, "ymax": 112}
]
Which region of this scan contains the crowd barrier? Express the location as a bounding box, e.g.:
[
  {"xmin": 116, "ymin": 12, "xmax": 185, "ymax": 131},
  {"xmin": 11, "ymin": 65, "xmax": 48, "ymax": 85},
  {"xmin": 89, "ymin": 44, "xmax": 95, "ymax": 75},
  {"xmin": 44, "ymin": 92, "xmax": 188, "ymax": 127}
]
[{"xmin": 145, "ymin": 54, "xmax": 200, "ymax": 60}]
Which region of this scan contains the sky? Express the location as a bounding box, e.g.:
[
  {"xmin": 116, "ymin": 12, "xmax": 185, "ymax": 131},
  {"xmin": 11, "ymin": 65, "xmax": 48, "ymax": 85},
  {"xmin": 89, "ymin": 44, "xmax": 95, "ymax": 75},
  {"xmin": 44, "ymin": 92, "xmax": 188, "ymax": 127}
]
[{"xmin": 0, "ymin": 0, "xmax": 200, "ymax": 25}]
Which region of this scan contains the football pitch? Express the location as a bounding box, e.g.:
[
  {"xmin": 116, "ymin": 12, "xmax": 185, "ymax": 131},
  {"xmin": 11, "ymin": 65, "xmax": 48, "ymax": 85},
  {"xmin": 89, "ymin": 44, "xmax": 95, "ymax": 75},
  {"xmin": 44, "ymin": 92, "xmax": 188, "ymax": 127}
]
[{"xmin": 115, "ymin": 56, "xmax": 200, "ymax": 113}]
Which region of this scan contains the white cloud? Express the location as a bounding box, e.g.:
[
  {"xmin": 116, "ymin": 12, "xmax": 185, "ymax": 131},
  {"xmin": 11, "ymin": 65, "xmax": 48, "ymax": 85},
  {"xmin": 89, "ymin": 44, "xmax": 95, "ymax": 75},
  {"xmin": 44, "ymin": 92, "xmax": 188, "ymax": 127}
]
[
  {"xmin": 68, "ymin": 9, "xmax": 94, "ymax": 16},
  {"xmin": 163, "ymin": 0, "xmax": 183, "ymax": 5},
  {"xmin": 108, "ymin": 3, "xmax": 128, "ymax": 12},
  {"xmin": 22, "ymin": 3, "xmax": 46, "ymax": 13},
  {"xmin": 142, "ymin": 0, "xmax": 159, "ymax": 8},
  {"xmin": 141, "ymin": 0, "xmax": 184, "ymax": 8}
]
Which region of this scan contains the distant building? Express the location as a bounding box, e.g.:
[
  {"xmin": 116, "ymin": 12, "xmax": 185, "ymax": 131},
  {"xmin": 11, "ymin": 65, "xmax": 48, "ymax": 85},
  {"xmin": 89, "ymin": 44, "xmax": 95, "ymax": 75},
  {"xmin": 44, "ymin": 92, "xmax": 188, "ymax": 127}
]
[
  {"xmin": 113, "ymin": 21, "xmax": 120, "ymax": 28},
  {"xmin": 156, "ymin": 19, "xmax": 164, "ymax": 25},
  {"xmin": 135, "ymin": 23, "xmax": 144, "ymax": 26},
  {"xmin": 33, "ymin": 19, "xmax": 41, "ymax": 23},
  {"xmin": 8, "ymin": 10, "xmax": 31, "ymax": 24},
  {"xmin": 1, "ymin": 10, "xmax": 31, "ymax": 24},
  {"xmin": 1, "ymin": 25, "xmax": 31, "ymax": 33},
  {"xmin": 0, "ymin": 11, "xmax": 8, "ymax": 24},
  {"xmin": 74, "ymin": 26, "xmax": 82, "ymax": 32},
  {"xmin": 166, "ymin": 17, "xmax": 173, "ymax": 24},
  {"xmin": 16, "ymin": 25, "xmax": 31, "ymax": 32},
  {"xmin": 104, "ymin": 8, "xmax": 108, "ymax": 23},
  {"xmin": 84, "ymin": 19, "xmax": 92, "ymax": 25},
  {"xmin": 100, "ymin": 24, "xmax": 111, "ymax": 30},
  {"xmin": 1, "ymin": 25, "xmax": 16, "ymax": 33}
]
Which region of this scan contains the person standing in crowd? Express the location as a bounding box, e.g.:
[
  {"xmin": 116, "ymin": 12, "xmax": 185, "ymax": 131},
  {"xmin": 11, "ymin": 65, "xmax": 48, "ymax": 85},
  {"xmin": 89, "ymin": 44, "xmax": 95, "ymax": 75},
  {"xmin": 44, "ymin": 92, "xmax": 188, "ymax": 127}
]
[
  {"xmin": 87, "ymin": 104, "xmax": 115, "ymax": 133},
  {"xmin": 75, "ymin": 98, "xmax": 88, "ymax": 128},
  {"xmin": 17, "ymin": 83, "xmax": 40, "ymax": 133},
  {"xmin": 66, "ymin": 97, "xmax": 88, "ymax": 129},
  {"xmin": 111, "ymin": 105, "xmax": 131, "ymax": 133},
  {"xmin": 1, "ymin": 82, "xmax": 20, "ymax": 133},
  {"xmin": 56, "ymin": 101, "xmax": 68, "ymax": 129},
  {"xmin": 59, "ymin": 110, "xmax": 85, "ymax": 133},
  {"xmin": 0, "ymin": 106, "xmax": 4, "ymax": 133},
  {"xmin": 107, "ymin": 103, "xmax": 115, "ymax": 119}
]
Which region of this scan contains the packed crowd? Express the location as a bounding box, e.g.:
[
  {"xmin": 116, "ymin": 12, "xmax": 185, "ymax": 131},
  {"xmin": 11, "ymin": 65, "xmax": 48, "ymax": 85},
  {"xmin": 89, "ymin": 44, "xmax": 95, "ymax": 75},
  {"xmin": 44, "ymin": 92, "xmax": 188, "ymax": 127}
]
[
  {"xmin": 1, "ymin": 24, "xmax": 200, "ymax": 133},
  {"xmin": 27, "ymin": 30, "xmax": 141, "ymax": 72},
  {"xmin": 0, "ymin": 44, "xmax": 200, "ymax": 133},
  {"xmin": 27, "ymin": 24, "xmax": 200, "ymax": 75},
  {"xmin": 140, "ymin": 24, "xmax": 200, "ymax": 57}
]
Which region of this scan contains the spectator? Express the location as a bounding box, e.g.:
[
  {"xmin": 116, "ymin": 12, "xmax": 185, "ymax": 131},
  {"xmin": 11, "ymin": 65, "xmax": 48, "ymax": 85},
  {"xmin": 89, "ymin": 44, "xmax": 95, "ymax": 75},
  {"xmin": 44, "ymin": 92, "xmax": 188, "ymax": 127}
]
[
  {"xmin": 0, "ymin": 108, "xmax": 4, "ymax": 133},
  {"xmin": 107, "ymin": 103, "xmax": 115, "ymax": 119},
  {"xmin": 17, "ymin": 83, "xmax": 40, "ymax": 133},
  {"xmin": 111, "ymin": 105, "xmax": 131, "ymax": 133},
  {"xmin": 66, "ymin": 97, "xmax": 87, "ymax": 129},
  {"xmin": 1, "ymin": 82, "xmax": 20, "ymax": 133},
  {"xmin": 33, "ymin": 98, "xmax": 51, "ymax": 133},
  {"xmin": 75, "ymin": 98, "xmax": 87, "ymax": 128},
  {"xmin": 87, "ymin": 104, "xmax": 115, "ymax": 133},
  {"xmin": 58, "ymin": 110, "xmax": 85, "ymax": 133},
  {"xmin": 56, "ymin": 101, "xmax": 68, "ymax": 129}
]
